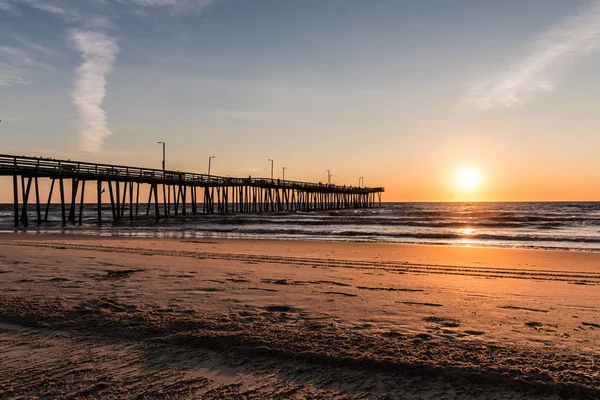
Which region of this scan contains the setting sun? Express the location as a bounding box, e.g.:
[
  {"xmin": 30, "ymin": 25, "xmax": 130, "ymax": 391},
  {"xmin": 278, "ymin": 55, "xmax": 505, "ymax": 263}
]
[{"xmin": 456, "ymin": 168, "xmax": 482, "ymax": 190}]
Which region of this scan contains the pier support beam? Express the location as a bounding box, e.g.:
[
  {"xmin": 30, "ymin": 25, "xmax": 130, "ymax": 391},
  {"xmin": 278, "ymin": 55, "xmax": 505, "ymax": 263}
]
[
  {"xmin": 135, "ymin": 183, "xmax": 140, "ymax": 216},
  {"xmin": 13, "ymin": 174, "xmax": 19, "ymax": 228},
  {"xmin": 153, "ymin": 184, "xmax": 160, "ymax": 221},
  {"xmin": 44, "ymin": 179, "xmax": 55, "ymax": 222},
  {"xmin": 20, "ymin": 176, "xmax": 32, "ymax": 227},
  {"xmin": 129, "ymin": 182, "xmax": 134, "ymax": 221},
  {"xmin": 97, "ymin": 180, "xmax": 102, "ymax": 222},
  {"xmin": 108, "ymin": 181, "xmax": 116, "ymax": 222},
  {"xmin": 59, "ymin": 178, "xmax": 66, "ymax": 226},
  {"xmin": 34, "ymin": 177, "xmax": 41, "ymax": 225},
  {"xmin": 79, "ymin": 180, "xmax": 86, "ymax": 224},
  {"xmin": 68, "ymin": 178, "xmax": 79, "ymax": 223}
]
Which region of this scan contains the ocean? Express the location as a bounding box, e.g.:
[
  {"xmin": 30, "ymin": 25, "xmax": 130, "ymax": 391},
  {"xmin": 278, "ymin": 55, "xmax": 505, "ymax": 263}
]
[{"xmin": 1, "ymin": 202, "xmax": 599, "ymax": 252}]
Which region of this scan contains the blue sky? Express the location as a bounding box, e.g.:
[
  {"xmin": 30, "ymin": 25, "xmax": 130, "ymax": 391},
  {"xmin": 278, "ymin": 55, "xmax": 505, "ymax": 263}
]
[{"xmin": 1, "ymin": 0, "xmax": 599, "ymax": 200}]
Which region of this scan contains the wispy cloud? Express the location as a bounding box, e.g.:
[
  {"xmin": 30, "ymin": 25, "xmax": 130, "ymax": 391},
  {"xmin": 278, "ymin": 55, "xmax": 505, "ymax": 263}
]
[
  {"xmin": 0, "ymin": 45, "xmax": 44, "ymax": 67},
  {"xmin": 13, "ymin": 36, "xmax": 57, "ymax": 56},
  {"xmin": 69, "ymin": 29, "xmax": 119, "ymax": 153},
  {"xmin": 0, "ymin": 43, "xmax": 52, "ymax": 85},
  {"xmin": 463, "ymin": 1, "xmax": 600, "ymax": 111},
  {"xmin": 119, "ymin": 0, "xmax": 215, "ymax": 8},
  {"xmin": 0, "ymin": 63, "xmax": 30, "ymax": 86},
  {"xmin": 2, "ymin": 0, "xmax": 111, "ymax": 25},
  {"xmin": 1, "ymin": 0, "xmax": 217, "ymax": 15},
  {"xmin": 0, "ymin": 0, "xmax": 19, "ymax": 13},
  {"xmin": 16, "ymin": 0, "xmax": 66, "ymax": 16}
]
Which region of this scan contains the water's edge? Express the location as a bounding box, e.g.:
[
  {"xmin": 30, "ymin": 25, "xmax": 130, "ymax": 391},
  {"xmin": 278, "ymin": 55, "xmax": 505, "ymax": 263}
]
[{"xmin": 1, "ymin": 202, "xmax": 599, "ymax": 252}]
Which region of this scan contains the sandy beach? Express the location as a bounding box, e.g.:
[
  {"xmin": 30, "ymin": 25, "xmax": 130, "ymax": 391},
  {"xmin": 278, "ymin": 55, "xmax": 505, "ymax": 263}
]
[{"xmin": 0, "ymin": 234, "xmax": 598, "ymax": 399}]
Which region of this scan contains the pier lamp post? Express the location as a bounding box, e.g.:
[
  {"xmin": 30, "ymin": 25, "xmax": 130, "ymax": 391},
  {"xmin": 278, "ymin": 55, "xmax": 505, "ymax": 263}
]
[
  {"xmin": 208, "ymin": 156, "xmax": 215, "ymax": 175},
  {"xmin": 282, "ymin": 166, "xmax": 287, "ymax": 181},
  {"xmin": 157, "ymin": 141, "xmax": 166, "ymax": 170},
  {"xmin": 359, "ymin": 177, "xmax": 364, "ymax": 187},
  {"xmin": 326, "ymin": 170, "xmax": 332, "ymax": 185},
  {"xmin": 268, "ymin": 159, "xmax": 274, "ymax": 180}
]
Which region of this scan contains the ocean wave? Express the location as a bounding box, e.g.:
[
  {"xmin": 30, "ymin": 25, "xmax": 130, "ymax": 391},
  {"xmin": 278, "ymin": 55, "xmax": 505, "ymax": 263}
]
[
  {"xmin": 185, "ymin": 214, "xmax": 600, "ymax": 229},
  {"xmin": 190, "ymin": 226, "xmax": 600, "ymax": 244},
  {"xmin": 1, "ymin": 201, "xmax": 600, "ymax": 251}
]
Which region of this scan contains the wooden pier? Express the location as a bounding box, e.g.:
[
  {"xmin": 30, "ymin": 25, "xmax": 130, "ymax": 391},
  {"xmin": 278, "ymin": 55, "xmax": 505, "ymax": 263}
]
[{"xmin": 0, "ymin": 154, "xmax": 384, "ymax": 227}]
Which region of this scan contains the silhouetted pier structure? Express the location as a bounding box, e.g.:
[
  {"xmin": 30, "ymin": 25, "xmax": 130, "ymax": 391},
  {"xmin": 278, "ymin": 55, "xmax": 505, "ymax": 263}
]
[{"xmin": 1, "ymin": 154, "xmax": 384, "ymax": 227}]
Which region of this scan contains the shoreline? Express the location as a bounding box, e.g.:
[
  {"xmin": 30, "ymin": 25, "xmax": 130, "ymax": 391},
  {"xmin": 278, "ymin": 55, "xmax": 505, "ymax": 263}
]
[
  {"xmin": 2, "ymin": 229, "xmax": 600, "ymax": 254},
  {"xmin": 2, "ymin": 230, "xmax": 600, "ymax": 253},
  {"xmin": 1, "ymin": 234, "xmax": 599, "ymax": 398}
]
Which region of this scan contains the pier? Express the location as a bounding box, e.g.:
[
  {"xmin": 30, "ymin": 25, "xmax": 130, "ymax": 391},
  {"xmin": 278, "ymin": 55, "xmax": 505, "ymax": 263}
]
[{"xmin": 0, "ymin": 154, "xmax": 384, "ymax": 227}]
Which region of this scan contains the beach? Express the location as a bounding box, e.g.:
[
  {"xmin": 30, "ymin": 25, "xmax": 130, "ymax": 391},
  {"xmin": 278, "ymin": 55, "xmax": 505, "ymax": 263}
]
[{"xmin": 0, "ymin": 234, "xmax": 599, "ymax": 399}]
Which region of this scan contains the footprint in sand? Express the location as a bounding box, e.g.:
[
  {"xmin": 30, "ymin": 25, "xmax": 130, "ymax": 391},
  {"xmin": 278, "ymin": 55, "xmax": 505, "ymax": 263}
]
[
  {"xmin": 422, "ymin": 316, "xmax": 461, "ymax": 328},
  {"xmin": 264, "ymin": 305, "xmax": 297, "ymax": 312},
  {"xmin": 100, "ymin": 269, "xmax": 145, "ymax": 280},
  {"xmin": 463, "ymin": 330, "xmax": 485, "ymax": 336},
  {"xmin": 193, "ymin": 287, "xmax": 223, "ymax": 293},
  {"xmin": 581, "ymin": 322, "xmax": 600, "ymax": 328},
  {"xmin": 414, "ymin": 333, "xmax": 432, "ymax": 340},
  {"xmin": 310, "ymin": 280, "xmax": 351, "ymax": 287},
  {"xmin": 381, "ymin": 330, "xmax": 403, "ymax": 338},
  {"xmin": 525, "ymin": 321, "xmax": 544, "ymax": 328},
  {"xmin": 441, "ymin": 329, "xmax": 458, "ymax": 335},
  {"xmin": 357, "ymin": 286, "xmax": 423, "ymax": 292},
  {"xmin": 499, "ymin": 305, "xmax": 549, "ymax": 313},
  {"xmin": 262, "ymin": 279, "xmax": 289, "ymax": 285},
  {"xmin": 323, "ymin": 291, "xmax": 357, "ymax": 297},
  {"xmin": 399, "ymin": 301, "xmax": 443, "ymax": 307}
]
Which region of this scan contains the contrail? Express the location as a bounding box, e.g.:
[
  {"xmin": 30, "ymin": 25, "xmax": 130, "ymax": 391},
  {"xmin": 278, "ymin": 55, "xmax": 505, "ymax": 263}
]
[
  {"xmin": 69, "ymin": 29, "xmax": 119, "ymax": 153},
  {"xmin": 463, "ymin": 1, "xmax": 600, "ymax": 111}
]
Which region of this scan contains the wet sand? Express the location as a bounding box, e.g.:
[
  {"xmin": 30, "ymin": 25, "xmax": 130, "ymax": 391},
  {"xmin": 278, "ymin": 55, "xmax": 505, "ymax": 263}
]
[{"xmin": 0, "ymin": 234, "xmax": 599, "ymax": 399}]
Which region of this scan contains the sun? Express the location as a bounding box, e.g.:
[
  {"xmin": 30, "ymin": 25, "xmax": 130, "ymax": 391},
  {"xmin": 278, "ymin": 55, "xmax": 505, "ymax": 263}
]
[{"xmin": 456, "ymin": 167, "xmax": 482, "ymax": 190}]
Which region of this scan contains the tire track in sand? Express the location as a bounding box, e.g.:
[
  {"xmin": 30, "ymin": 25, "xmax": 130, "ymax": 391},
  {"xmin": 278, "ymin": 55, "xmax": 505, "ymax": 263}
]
[{"xmin": 1, "ymin": 241, "xmax": 599, "ymax": 284}]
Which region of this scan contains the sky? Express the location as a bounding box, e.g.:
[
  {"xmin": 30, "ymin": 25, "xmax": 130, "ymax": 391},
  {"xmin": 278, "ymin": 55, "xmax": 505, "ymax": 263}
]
[{"xmin": 1, "ymin": 0, "xmax": 600, "ymax": 202}]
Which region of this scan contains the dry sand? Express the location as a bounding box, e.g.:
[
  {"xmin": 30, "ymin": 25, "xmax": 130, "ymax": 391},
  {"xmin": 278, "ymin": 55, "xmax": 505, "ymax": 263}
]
[{"xmin": 0, "ymin": 234, "xmax": 598, "ymax": 399}]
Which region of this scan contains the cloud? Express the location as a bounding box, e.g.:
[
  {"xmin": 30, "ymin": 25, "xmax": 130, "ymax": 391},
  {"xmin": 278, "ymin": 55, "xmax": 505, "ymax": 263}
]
[
  {"xmin": 0, "ymin": 63, "xmax": 30, "ymax": 86},
  {"xmin": 0, "ymin": 0, "xmax": 19, "ymax": 13},
  {"xmin": 15, "ymin": 0, "xmax": 66, "ymax": 15},
  {"xmin": 69, "ymin": 29, "xmax": 119, "ymax": 153},
  {"xmin": 0, "ymin": 43, "xmax": 53, "ymax": 85},
  {"xmin": 114, "ymin": 0, "xmax": 216, "ymax": 14},
  {"xmin": 118, "ymin": 0, "xmax": 215, "ymax": 8},
  {"xmin": 13, "ymin": 37, "xmax": 56, "ymax": 56},
  {"xmin": 2, "ymin": 0, "xmax": 217, "ymax": 16},
  {"xmin": 0, "ymin": 45, "xmax": 43, "ymax": 67},
  {"xmin": 463, "ymin": 1, "xmax": 600, "ymax": 111}
]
